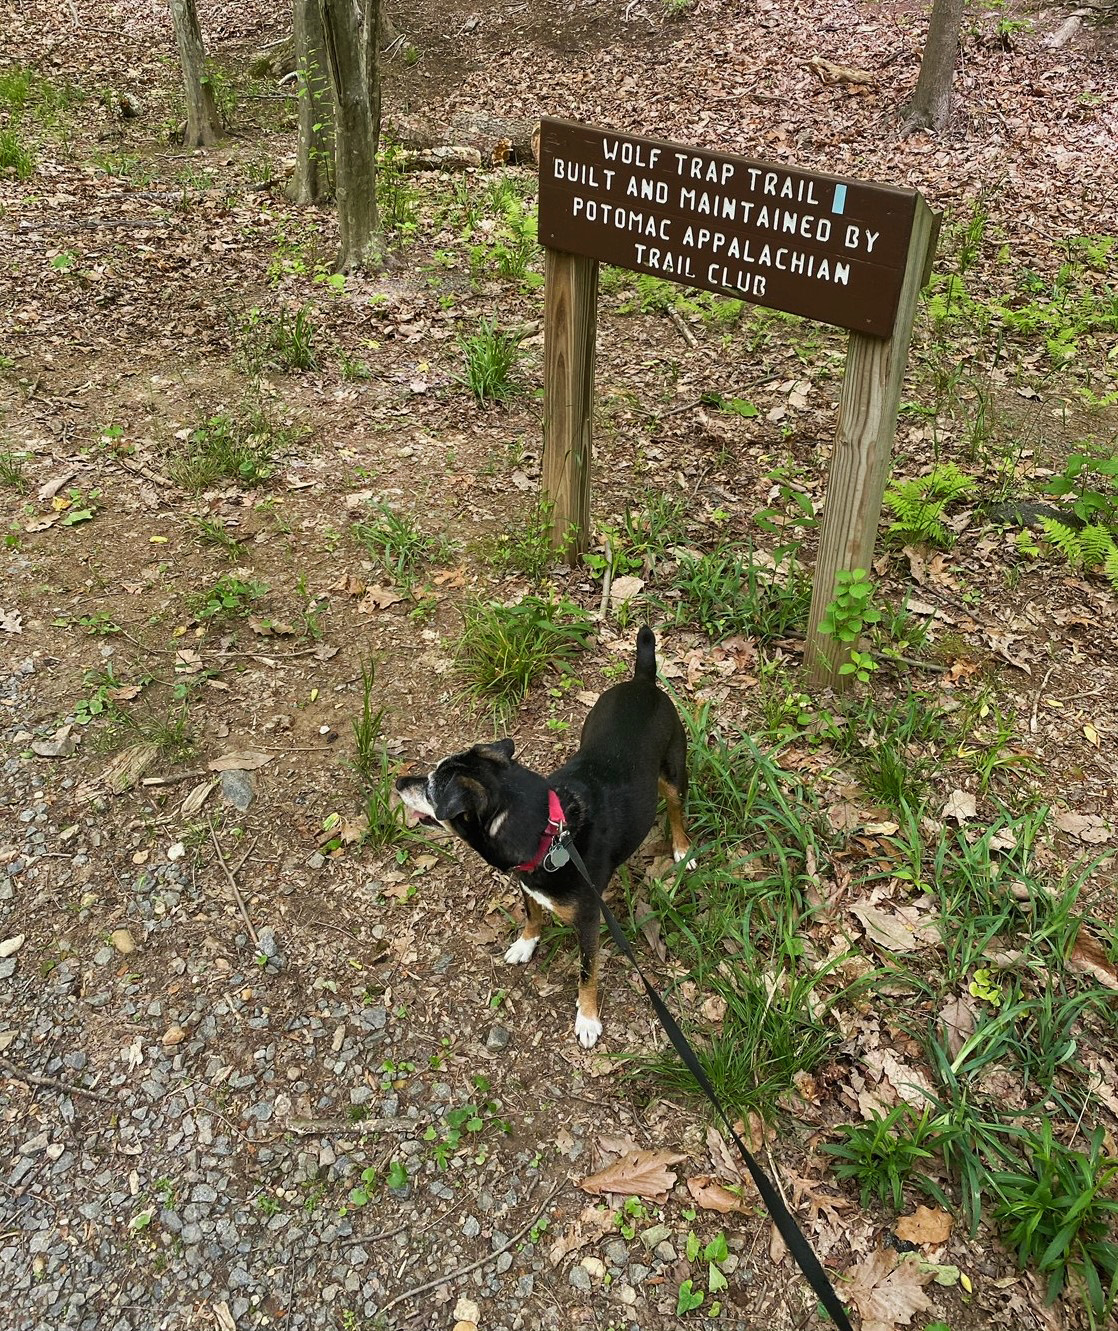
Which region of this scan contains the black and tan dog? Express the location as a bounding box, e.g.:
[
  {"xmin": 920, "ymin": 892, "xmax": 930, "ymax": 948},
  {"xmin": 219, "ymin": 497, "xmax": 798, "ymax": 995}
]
[{"xmin": 395, "ymin": 626, "xmax": 690, "ymax": 1047}]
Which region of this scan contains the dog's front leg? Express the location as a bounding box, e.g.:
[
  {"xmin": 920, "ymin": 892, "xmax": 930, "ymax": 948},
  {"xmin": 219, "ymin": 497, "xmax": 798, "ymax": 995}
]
[
  {"xmin": 504, "ymin": 888, "xmax": 545, "ymax": 965},
  {"xmin": 574, "ymin": 898, "xmax": 603, "ymax": 1048}
]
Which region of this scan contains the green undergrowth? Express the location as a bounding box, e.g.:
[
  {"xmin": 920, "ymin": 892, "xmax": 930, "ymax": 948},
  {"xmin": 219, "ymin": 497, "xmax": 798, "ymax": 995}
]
[{"xmin": 621, "ymin": 682, "xmax": 1118, "ymax": 1325}]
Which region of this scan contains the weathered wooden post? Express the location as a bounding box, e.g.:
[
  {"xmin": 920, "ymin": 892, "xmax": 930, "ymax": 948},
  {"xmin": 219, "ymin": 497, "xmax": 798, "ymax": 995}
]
[
  {"xmin": 804, "ymin": 203, "xmax": 938, "ymax": 689},
  {"xmin": 541, "ymin": 249, "xmax": 598, "ymax": 562}
]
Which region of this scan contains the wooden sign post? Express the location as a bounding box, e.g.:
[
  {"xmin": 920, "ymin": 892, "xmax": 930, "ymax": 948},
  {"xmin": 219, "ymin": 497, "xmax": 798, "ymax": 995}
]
[{"xmin": 537, "ymin": 117, "xmax": 938, "ymax": 688}]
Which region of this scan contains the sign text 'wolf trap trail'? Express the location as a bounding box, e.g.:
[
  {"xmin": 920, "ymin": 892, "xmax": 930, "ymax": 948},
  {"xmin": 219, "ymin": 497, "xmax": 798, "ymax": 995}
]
[{"xmin": 538, "ymin": 118, "xmax": 922, "ymax": 337}]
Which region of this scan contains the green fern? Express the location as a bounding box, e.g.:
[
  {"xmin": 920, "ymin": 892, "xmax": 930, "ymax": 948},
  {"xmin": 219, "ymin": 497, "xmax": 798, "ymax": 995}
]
[
  {"xmin": 1038, "ymin": 515, "xmax": 1087, "ymax": 566},
  {"xmin": 1079, "ymin": 523, "xmax": 1117, "ymax": 568},
  {"xmin": 1105, "ymin": 544, "xmax": 1118, "ymax": 592},
  {"xmin": 884, "ymin": 463, "xmax": 976, "ymax": 548},
  {"xmin": 1039, "ymin": 516, "xmax": 1118, "ymax": 578}
]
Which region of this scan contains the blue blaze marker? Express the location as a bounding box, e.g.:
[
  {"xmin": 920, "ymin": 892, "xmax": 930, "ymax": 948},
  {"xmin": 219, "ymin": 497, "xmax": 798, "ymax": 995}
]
[{"xmin": 831, "ymin": 184, "xmax": 847, "ymax": 215}]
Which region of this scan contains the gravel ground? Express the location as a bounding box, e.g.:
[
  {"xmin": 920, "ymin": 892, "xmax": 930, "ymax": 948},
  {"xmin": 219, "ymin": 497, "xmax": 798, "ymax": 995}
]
[{"xmin": 1, "ymin": 652, "xmax": 777, "ymax": 1331}]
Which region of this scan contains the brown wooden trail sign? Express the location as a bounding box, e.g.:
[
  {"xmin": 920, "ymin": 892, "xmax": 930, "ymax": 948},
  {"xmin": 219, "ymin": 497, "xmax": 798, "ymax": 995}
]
[{"xmin": 537, "ymin": 116, "xmax": 939, "ymax": 690}]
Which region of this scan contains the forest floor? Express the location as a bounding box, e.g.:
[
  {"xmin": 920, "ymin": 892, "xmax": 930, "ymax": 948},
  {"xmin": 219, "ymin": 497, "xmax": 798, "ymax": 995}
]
[{"xmin": 1, "ymin": 2, "xmax": 1117, "ymax": 1330}]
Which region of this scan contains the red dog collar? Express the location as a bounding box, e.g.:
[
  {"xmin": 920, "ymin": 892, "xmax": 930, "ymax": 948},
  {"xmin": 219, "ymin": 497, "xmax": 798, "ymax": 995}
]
[{"xmin": 514, "ymin": 789, "xmax": 567, "ymax": 873}]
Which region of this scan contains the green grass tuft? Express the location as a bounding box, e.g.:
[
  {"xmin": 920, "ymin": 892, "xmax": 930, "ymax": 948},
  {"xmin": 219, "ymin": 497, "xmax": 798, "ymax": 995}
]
[{"xmin": 454, "ymin": 597, "xmax": 594, "ymax": 721}]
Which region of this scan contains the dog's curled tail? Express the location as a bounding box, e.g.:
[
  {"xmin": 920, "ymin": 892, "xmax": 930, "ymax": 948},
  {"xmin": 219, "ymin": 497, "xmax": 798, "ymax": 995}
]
[{"xmin": 634, "ymin": 625, "xmax": 657, "ymax": 681}]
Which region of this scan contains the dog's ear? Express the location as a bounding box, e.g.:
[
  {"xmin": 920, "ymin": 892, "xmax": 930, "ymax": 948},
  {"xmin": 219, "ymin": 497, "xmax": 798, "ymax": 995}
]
[
  {"xmin": 475, "ymin": 738, "xmax": 515, "ymax": 764},
  {"xmin": 435, "ymin": 774, "xmax": 487, "ymax": 822}
]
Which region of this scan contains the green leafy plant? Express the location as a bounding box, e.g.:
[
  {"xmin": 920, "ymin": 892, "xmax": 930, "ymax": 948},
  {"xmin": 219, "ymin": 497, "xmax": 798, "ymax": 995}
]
[
  {"xmin": 351, "ymin": 501, "xmax": 455, "ymax": 589},
  {"xmin": 457, "ymin": 319, "xmax": 524, "ymax": 402},
  {"xmin": 376, "ymin": 136, "xmax": 419, "ymax": 238},
  {"xmin": 884, "ymin": 463, "xmax": 975, "ymax": 547},
  {"xmin": 991, "ymin": 1122, "xmax": 1118, "ymax": 1322},
  {"xmin": 817, "ymin": 569, "xmax": 882, "ymax": 645},
  {"xmin": 0, "ymin": 447, "xmax": 28, "ymax": 490},
  {"xmin": 169, "ymin": 409, "xmax": 292, "ymax": 490},
  {"xmin": 236, "ymin": 304, "xmax": 318, "ymax": 373},
  {"xmin": 190, "ymin": 515, "xmax": 244, "ymax": 559},
  {"xmin": 668, "ymin": 545, "xmax": 811, "ymax": 643},
  {"xmin": 839, "ymin": 648, "xmax": 878, "ymax": 685},
  {"xmin": 675, "ymin": 1278, "xmax": 704, "ymax": 1314},
  {"xmin": 823, "ymin": 1105, "xmax": 953, "ymax": 1212},
  {"xmin": 422, "ymin": 1094, "xmax": 509, "ymax": 1170},
  {"xmin": 454, "ymin": 596, "xmax": 594, "ymax": 721},
  {"xmin": 347, "ymin": 1165, "xmax": 379, "ymax": 1207},
  {"xmin": 483, "ymin": 498, "xmax": 557, "ymax": 584},
  {"xmin": 73, "ymin": 667, "xmax": 127, "ymax": 725},
  {"xmin": 489, "ymin": 194, "xmax": 541, "ymax": 285},
  {"xmin": 190, "ymin": 575, "xmax": 268, "ymax": 621},
  {"xmin": 0, "ymin": 126, "xmax": 34, "ymax": 179},
  {"xmin": 54, "ymin": 487, "xmax": 101, "ymax": 526},
  {"xmin": 350, "ymin": 659, "xmax": 387, "ymax": 789},
  {"xmin": 338, "ymin": 349, "xmax": 372, "ymax": 381},
  {"xmin": 585, "ymin": 495, "xmax": 689, "ymax": 584}
]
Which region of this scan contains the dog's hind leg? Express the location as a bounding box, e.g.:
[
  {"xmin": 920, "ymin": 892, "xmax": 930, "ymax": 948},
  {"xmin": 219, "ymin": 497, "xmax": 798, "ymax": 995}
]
[
  {"xmin": 658, "ymin": 775, "xmax": 693, "ymax": 866},
  {"xmin": 504, "ymin": 888, "xmax": 545, "ymax": 964}
]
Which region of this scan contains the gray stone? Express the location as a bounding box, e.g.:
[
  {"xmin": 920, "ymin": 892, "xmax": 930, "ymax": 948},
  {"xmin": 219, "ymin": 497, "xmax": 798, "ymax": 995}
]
[{"xmin": 220, "ymin": 769, "xmax": 255, "ymax": 811}]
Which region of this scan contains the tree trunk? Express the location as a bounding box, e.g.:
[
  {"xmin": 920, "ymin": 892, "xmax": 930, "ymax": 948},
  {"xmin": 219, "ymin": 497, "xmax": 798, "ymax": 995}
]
[
  {"xmin": 170, "ymin": 0, "xmax": 222, "ymax": 148},
  {"xmin": 289, "ymin": 0, "xmax": 334, "ymax": 203},
  {"xmin": 900, "ymin": 0, "xmax": 968, "ymax": 135},
  {"xmin": 318, "ymin": 0, "xmax": 382, "ymax": 272}
]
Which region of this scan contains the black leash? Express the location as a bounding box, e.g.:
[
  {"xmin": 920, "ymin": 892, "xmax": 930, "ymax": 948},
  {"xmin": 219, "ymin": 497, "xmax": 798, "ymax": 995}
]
[{"xmin": 562, "ymin": 839, "xmax": 853, "ymax": 1331}]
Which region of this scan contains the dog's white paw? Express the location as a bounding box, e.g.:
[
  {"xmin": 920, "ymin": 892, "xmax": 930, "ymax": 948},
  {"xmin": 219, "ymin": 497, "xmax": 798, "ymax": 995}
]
[
  {"xmin": 575, "ymin": 1008, "xmax": 603, "ymax": 1048},
  {"xmin": 673, "ymin": 844, "xmax": 696, "ymax": 869},
  {"xmin": 504, "ymin": 935, "xmax": 538, "ymax": 965}
]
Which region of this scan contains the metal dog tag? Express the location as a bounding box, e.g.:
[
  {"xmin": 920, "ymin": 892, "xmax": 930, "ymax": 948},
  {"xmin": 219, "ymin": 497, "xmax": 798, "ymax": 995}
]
[{"xmin": 544, "ymin": 836, "xmax": 571, "ymax": 871}]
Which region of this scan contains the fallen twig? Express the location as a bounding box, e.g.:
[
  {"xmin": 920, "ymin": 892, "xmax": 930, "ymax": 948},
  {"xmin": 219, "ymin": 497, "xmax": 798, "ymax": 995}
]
[
  {"xmin": 0, "ymin": 1055, "xmax": 118, "ymax": 1106},
  {"xmin": 209, "ymin": 820, "xmax": 258, "ymax": 946},
  {"xmin": 668, "ymin": 308, "xmax": 698, "ymax": 347}
]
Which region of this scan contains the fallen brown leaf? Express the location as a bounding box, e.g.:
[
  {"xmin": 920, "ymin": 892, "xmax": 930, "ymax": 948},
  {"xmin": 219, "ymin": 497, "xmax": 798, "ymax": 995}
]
[
  {"xmin": 1054, "ymin": 809, "xmax": 1110, "ymax": 844},
  {"xmin": 328, "ymin": 573, "xmax": 366, "ymax": 596},
  {"xmin": 545, "ymin": 1203, "xmax": 617, "ymax": 1266},
  {"xmin": 357, "ymin": 586, "xmax": 406, "ymax": 612},
  {"xmin": 579, "ymin": 1147, "xmax": 685, "ymax": 1202},
  {"xmin": 937, "ymin": 994, "xmax": 977, "ymax": 1061},
  {"xmin": 1068, "ymin": 925, "xmax": 1118, "ymax": 990},
  {"xmin": 895, "ymin": 1205, "xmax": 953, "ymax": 1246},
  {"xmin": 942, "ymin": 789, "xmax": 977, "ymax": 823},
  {"xmin": 844, "ymin": 1249, "xmax": 934, "ymax": 1331},
  {"xmin": 851, "ymin": 903, "xmax": 937, "ymax": 954},
  {"xmin": 686, "ymin": 1175, "xmax": 742, "ymax": 1213}
]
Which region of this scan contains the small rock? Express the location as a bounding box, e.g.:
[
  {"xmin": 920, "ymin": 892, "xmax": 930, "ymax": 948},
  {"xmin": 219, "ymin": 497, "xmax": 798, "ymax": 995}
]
[
  {"xmin": 0, "ymin": 934, "xmax": 24, "ymax": 958},
  {"xmin": 110, "ymin": 929, "xmax": 137, "ymax": 955},
  {"xmin": 220, "ymin": 768, "xmax": 255, "ymax": 811},
  {"xmin": 31, "ymin": 725, "xmax": 78, "ymax": 758},
  {"xmin": 605, "ymin": 1239, "xmax": 629, "ymax": 1266},
  {"xmin": 485, "ymin": 1025, "xmax": 510, "ymax": 1052},
  {"xmin": 640, "ymin": 1223, "xmax": 671, "ymax": 1250},
  {"xmin": 162, "ymin": 1025, "xmax": 187, "ymax": 1047}
]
